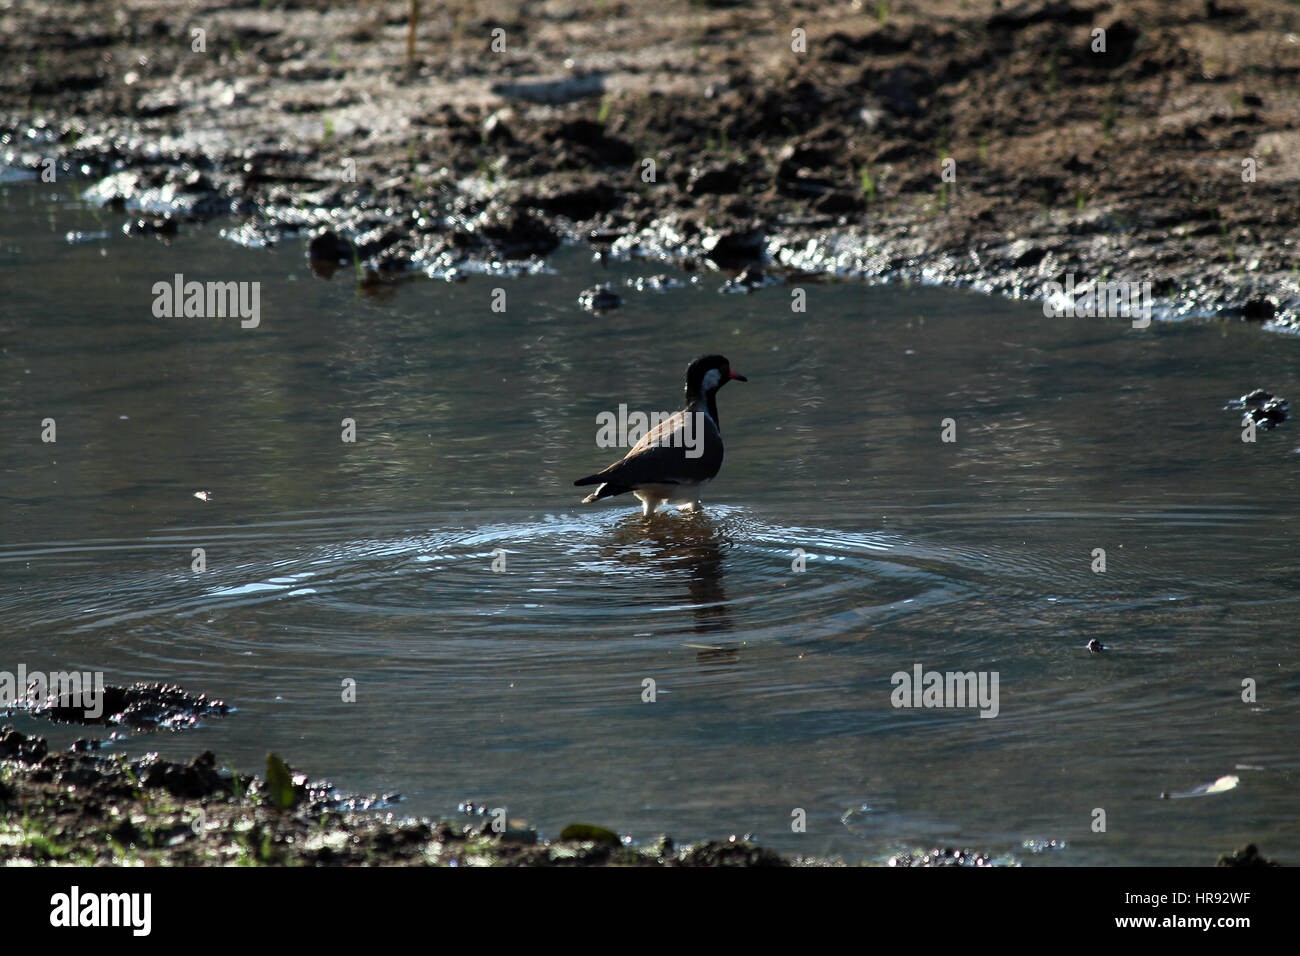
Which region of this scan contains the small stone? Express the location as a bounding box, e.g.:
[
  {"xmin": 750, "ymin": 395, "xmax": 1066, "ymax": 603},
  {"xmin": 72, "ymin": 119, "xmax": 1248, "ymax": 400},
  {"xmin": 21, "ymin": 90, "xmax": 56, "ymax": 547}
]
[
  {"xmin": 578, "ymin": 285, "xmax": 621, "ymax": 312},
  {"xmin": 1240, "ymin": 296, "xmax": 1277, "ymax": 321}
]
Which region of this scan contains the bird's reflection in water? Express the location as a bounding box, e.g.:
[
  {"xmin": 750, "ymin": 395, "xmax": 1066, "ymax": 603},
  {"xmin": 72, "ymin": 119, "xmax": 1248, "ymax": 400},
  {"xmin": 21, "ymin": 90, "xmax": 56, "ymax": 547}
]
[{"xmin": 606, "ymin": 511, "xmax": 743, "ymax": 666}]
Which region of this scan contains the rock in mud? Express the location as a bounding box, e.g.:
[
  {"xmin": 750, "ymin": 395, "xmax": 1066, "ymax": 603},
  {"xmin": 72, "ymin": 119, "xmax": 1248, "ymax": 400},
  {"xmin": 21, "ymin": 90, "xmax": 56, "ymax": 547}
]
[
  {"xmin": 871, "ymin": 62, "xmax": 936, "ymax": 117},
  {"xmin": 701, "ymin": 228, "xmax": 765, "ymax": 269},
  {"xmin": 473, "ymin": 207, "xmax": 559, "ymax": 259},
  {"xmin": 677, "ymin": 837, "xmax": 788, "ymax": 867},
  {"xmin": 687, "ymin": 162, "xmax": 746, "ymax": 196},
  {"xmin": 1240, "ymin": 297, "xmax": 1278, "ymax": 322},
  {"xmin": 308, "ymin": 229, "xmax": 355, "ymax": 264},
  {"xmin": 1216, "ymin": 843, "xmax": 1277, "ymax": 867},
  {"xmin": 1229, "ymin": 389, "xmax": 1289, "ymax": 429},
  {"xmin": 815, "ymin": 190, "xmax": 864, "ymax": 214},
  {"xmin": 542, "ymin": 118, "xmax": 635, "ymax": 169},
  {"xmin": 578, "ymin": 285, "xmax": 622, "ymax": 312},
  {"xmin": 529, "ymin": 184, "xmax": 620, "ymax": 220},
  {"xmin": 0, "ymin": 726, "xmax": 48, "ymax": 762},
  {"xmin": 134, "ymin": 750, "xmax": 232, "ymax": 799},
  {"xmin": 27, "ymin": 681, "xmax": 229, "ymax": 730}
]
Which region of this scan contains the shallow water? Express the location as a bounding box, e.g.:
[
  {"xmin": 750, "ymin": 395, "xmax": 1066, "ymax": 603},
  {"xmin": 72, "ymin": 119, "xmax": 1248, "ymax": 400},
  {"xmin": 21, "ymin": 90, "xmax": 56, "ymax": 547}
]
[{"xmin": 2, "ymin": 179, "xmax": 1298, "ymax": 865}]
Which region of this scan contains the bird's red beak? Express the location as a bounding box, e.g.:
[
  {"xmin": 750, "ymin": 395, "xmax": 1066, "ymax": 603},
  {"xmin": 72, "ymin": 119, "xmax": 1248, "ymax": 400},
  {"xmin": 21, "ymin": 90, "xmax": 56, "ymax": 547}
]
[{"xmin": 729, "ymin": 368, "xmax": 748, "ymax": 382}]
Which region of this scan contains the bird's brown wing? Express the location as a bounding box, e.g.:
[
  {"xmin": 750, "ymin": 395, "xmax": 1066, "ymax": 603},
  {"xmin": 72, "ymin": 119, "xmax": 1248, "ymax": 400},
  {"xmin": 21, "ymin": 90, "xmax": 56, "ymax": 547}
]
[
  {"xmin": 584, "ymin": 410, "xmax": 723, "ymax": 488},
  {"xmin": 627, "ymin": 410, "xmax": 690, "ymax": 457}
]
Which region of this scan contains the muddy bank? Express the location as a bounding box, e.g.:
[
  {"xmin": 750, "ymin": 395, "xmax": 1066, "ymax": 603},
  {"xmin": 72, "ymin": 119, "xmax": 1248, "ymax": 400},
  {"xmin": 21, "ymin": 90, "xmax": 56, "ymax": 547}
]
[
  {"xmin": 1, "ymin": 680, "xmax": 1281, "ymax": 867},
  {"xmin": 1, "ymin": 0, "xmax": 1297, "ymax": 324},
  {"xmin": 0, "ymin": 725, "xmax": 835, "ymax": 866},
  {"xmin": 1, "ymin": 726, "xmax": 1279, "ymax": 866}
]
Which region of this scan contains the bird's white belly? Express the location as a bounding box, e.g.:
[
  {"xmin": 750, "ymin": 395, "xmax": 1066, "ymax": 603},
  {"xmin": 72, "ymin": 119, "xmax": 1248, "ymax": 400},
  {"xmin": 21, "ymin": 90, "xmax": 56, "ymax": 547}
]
[{"xmin": 636, "ymin": 480, "xmax": 709, "ymax": 503}]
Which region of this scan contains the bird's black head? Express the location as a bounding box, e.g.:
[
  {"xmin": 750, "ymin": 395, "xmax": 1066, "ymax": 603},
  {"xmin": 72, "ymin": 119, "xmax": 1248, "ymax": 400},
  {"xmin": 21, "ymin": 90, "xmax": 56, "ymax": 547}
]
[{"xmin": 684, "ymin": 354, "xmax": 747, "ymax": 402}]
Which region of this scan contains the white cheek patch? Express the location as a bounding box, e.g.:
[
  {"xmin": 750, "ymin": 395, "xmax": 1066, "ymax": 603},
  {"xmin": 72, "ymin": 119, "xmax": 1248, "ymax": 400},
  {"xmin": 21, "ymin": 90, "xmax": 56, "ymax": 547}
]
[{"xmin": 699, "ymin": 368, "xmax": 722, "ymax": 392}]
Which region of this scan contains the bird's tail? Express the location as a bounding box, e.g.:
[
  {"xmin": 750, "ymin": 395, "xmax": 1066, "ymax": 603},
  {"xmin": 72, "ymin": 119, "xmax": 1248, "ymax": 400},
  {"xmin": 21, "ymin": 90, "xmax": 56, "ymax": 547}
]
[{"xmin": 575, "ymin": 480, "xmax": 628, "ymax": 503}]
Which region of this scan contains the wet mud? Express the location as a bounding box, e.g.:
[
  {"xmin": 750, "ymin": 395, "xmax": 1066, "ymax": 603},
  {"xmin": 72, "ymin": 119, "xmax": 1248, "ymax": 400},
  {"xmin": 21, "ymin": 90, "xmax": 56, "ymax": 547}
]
[
  {"xmin": 0, "ymin": 721, "xmax": 1276, "ymax": 866},
  {"xmin": 0, "ymin": 726, "xmax": 824, "ymax": 865},
  {"xmin": 1, "ymin": 0, "xmax": 1297, "ymax": 323}
]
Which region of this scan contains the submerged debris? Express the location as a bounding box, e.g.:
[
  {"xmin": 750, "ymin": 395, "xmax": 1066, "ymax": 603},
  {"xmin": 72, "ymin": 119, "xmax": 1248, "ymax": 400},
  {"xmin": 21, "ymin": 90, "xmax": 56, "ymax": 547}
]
[
  {"xmin": 1160, "ymin": 774, "xmax": 1240, "ymax": 800},
  {"xmin": 1228, "ymin": 389, "xmax": 1289, "ymax": 429},
  {"xmin": 578, "ymin": 285, "xmax": 622, "ymax": 312},
  {"xmin": 18, "ymin": 681, "xmax": 230, "ymax": 730}
]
